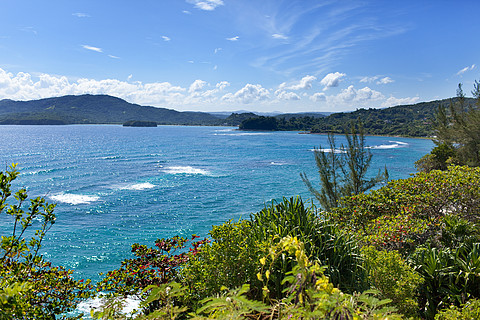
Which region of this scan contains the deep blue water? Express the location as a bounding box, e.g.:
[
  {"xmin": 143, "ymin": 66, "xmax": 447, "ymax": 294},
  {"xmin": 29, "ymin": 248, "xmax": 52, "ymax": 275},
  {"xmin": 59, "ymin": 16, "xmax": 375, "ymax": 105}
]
[{"xmin": 0, "ymin": 125, "xmax": 433, "ymax": 281}]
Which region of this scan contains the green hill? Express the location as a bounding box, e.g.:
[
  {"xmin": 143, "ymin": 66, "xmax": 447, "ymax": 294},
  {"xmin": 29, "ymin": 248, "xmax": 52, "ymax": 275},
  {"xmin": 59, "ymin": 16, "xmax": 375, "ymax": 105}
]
[
  {"xmin": 0, "ymin": 94, "xmax": 220, "ymax": 125},
  {"xmin": 240, "ymin": 97, "xmax": 478, "ymax": 137}
]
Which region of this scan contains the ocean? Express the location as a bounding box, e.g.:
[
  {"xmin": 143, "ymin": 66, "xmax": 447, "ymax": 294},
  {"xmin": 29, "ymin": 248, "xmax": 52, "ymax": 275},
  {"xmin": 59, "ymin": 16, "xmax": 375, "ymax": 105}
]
[{"xmin": 0, "ymin": 125, "xmax": 433, "ymax": 281}]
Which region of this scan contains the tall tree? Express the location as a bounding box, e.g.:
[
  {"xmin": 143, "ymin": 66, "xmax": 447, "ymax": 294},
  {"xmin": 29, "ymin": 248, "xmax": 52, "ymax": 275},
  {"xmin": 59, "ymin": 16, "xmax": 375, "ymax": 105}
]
[{"xmin": 301, "ymin": 120, "xmax": 388, "ymax": 211}]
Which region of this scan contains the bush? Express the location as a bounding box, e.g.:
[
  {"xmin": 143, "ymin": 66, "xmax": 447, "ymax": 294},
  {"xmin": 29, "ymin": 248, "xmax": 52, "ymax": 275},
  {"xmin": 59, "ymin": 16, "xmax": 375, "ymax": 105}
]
[
  {"xmin": 435, "ymin": 298, "xmax": 480, "ymax": 320},
  {"xmin": 0, "ymin": 164, "xmax": 92, "ymax": 319},
  {"xmin": 180, "ymin": 219, "xmax": 262, "ymax": 305},
  {"xmin": 411, "ymin": 243, "xmax": 480, "ymax": 319},
  {"xmin": 362, "ymin": 246, "xmax": 423, "ymax": 317},
  {"xmin": 250, "ymin": 197, "xmax": 366, "ymax": 294},
  {"xmin": 333, "ymin": 165, "xmax": 480, "ymax": 251}
]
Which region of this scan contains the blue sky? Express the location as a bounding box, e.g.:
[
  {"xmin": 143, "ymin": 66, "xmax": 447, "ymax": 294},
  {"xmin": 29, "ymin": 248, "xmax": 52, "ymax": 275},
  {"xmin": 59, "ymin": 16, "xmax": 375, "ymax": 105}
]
[{"xmin": 0, "ymin": 0, "xmax": 478, "ymax": 113}]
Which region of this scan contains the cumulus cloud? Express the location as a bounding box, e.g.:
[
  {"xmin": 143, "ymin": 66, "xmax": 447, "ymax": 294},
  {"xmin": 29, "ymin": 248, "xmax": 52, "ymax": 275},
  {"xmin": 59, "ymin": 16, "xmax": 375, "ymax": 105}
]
[
  {"xmin": 162, "ymin": 36, "xmax": 171, "ymax": 41},
  {"xmin": 82, "ymin": 45, "xmax": 103, "ymax": 53},
  {"xmin": 226, "ymin": 36, "xmax": 239, "ymax": 41},
  {"xmin": 457, "ymin": 64, "xmax": 476, "ymax": 76},
  {"xmin": 188, "ymin": 79, "xmax": 207, "ymax": 93},
  {"xmin": 381, "ymin": 96, "xmax": 420, "ymax": 108},
  {"xmin": 377, "ymin": 77, "xmax": 394, "ymax": 84},
  {"xmin": 272, "ymin": 33, "xmax": 288, "ymax": 40},
  {"xmin": 222, "ymin": 84, "xmax": 269, "ymax": 104},
  {"xmin": 187, "ymin": 0, "xmax": 224, "ymax": 11},
  {"xmin": 276, "ymin": 91, "xmax": 300, "ymax": 101},
  {"xmin": 279, "ymin": 75, "xmax": 317, "ymax": 91},
  {"xmin": 333, "ymin": 85, "xmax": 383, "ymax": 104},
  {"xmin": 310, "ymin": 92, "xmax": 326, "ymax": 102},
  {"xmin": 320, "ymin": 72, "xmax": 346, "ymax": 90},
  {"xmin": 216, "ymin": 81, "xmax": 230, "ymax": 90}
]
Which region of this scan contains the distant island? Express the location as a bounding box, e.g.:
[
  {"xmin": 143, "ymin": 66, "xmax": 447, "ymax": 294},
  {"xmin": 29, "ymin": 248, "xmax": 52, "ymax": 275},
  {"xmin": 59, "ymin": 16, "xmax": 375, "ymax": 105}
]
[
  {"xmin": 123, "ymin": 120, "xmax": 157, "ymax": 127},
  {"xmin": 0, "ymin": 93, "xmax": 475, "ymax": 137}
]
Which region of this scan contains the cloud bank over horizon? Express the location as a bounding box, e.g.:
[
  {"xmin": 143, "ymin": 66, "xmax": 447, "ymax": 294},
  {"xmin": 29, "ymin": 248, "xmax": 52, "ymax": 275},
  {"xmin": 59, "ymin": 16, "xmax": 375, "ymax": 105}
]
[{"xmin": 0, "ymin": 67, "xmax": 420, "ymax": 112}]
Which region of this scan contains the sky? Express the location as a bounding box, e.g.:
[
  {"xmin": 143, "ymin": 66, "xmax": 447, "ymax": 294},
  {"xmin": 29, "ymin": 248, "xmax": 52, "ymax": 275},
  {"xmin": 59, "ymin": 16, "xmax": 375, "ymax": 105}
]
[{"xmin": 0, "ymin": 0, "xmax": 479, "ymax": 113}]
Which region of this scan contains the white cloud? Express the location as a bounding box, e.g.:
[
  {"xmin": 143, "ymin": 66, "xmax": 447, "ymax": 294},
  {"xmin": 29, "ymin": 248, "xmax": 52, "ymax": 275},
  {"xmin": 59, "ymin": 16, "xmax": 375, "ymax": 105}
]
[
  {"xmin": 331, "ymin": 85, "xmax": 383, "ymax": 104},
  {"xmin": 360, "ymin": 76, "xmax": 394, "ymax": 85},
  {"xmin": 376, "ymin": 77, "xmax": 394, "ymax": 85},
  {"xmin": 360, "ymin": 76, "xmax": 378, "ymax": 83},
  {"xmin": 216, "ymin": 81, "xmax": 230, "ymax": 90},
  {"xmin": 108, "ymin": 55, "xmax": 120, "ymax": 59},
  {"xmin": 310, "ymin": 92, "xmax": 326, "ymax": 102},
  {"xmin": 356, "ymin": 87, "xmax": 383, "ymax": 100},
  {"xmin": 162, "ymin": 36, "xmax": 171, "ymax": 42},
  {"xmin": 187, "ymin": 0, "xmax": 224, "ymax": 11},
  {"xmin": 457, "ymin": 64, "xmax": 476, "ymax": 76},
  {"xmin": 276, "ymin": 91, "xmax": 300, "ymax": 101},
  {"xmin": 381, "ymin": 96, "xmax": 420, "ymax": 108},
  {"xmin": 214, "ymin": 48, "xmax": 222, "ymax": 54},
  {"xmin": 226, "ymin": 36, "xmax": 239, "ymax": 41},
  {"xmin": 272, "ymin": 33, "xmax": 288, "ymax": 40},
  {"xmin": 72, "ymin": 12, "xmax": 90, "ymax": 18},
  {"xmin": 320, "ymin": 72, "xmax": 346, "ymax": 90},
  {"xmin": 183, "ymin": 10, "xmax": 192, "ymax": 14},
  {"xmin": 189, "ymin": 79, "xmax": 207, "ymax": 93},
  {"xmin": 222, "ymin": 84, "xmax": 269, "ymax": 104},
  {"xmin": 82, "ymin": 45, "xmax": 103, "ymax": 53},
  {"xmin": 127, "ymin": 74, "xmax": 133, "ymax": 81},
  {"xmin": 279, "ymin": 75, "xmax": 317, "ymax": 91}
]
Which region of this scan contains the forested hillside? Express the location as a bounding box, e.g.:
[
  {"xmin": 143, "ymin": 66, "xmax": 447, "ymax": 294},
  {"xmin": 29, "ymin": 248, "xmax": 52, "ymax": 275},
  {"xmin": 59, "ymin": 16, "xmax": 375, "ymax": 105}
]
[
  {"xmin": 240, "ymin": 97, "xmax": 477, "ymax": 137},
  {"xmin": 0, "ymin": 94, "xmax": 221, "ymax": 125}
]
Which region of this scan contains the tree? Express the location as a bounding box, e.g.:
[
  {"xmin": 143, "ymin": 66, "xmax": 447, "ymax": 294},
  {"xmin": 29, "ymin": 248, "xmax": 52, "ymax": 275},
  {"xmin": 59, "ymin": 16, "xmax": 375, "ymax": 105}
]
[
  {"xmin": 418, "ymin": 81, "xmax": 480, "ymax": 170},
  {"xmin": 301, "ymin": 120, "xmax": 388, "ymax": 211}
]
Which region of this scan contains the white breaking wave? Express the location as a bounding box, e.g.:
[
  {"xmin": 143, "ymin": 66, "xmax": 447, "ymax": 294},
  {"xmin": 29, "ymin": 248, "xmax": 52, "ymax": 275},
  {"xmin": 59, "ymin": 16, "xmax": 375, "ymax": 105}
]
[
  {"xmin": 50, "ymin": 193, "xmax": 100, "ymax": 205},
  {"xmin": 119, "ymin": 182, "xmax": 156, "ymax": 190},
  {"xmin": 214, "ymin": 132, "xmax": 272, "ymax": 136},
  {"xmin": 162, "ymin": 166, "xmax": 210, "ymax": 175},
  {"xmin": 77, "ymin": 295, "xmax": 141, "ymax": 317},
  {"xmin": 309, "ymin": 148, "xmax": 347, "ymax": 154},
  {"xmin": 370, "ymin": 141, "xmax": 409, "ymax": 150}
]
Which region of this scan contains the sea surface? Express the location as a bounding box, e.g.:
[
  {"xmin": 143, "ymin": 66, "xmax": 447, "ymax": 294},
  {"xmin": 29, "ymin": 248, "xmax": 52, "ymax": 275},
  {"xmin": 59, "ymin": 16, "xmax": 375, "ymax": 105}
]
[{"xmin": 0, "ymin": 125, "xmax": 433, "ymax": 281}]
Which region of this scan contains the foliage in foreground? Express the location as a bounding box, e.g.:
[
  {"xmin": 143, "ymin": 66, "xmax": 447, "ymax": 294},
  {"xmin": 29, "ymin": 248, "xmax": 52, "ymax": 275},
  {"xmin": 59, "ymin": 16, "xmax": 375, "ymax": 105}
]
[
  {"xmin": 92, "ymin": 236, "xmax": 402, "ymax": 320},
  {"xmin": 0, "ymin": 164, "xmax": 92, "ymax": 319},
  {"xmin": 3, "ymin": 163, "xmax": 480, "ymax": 319}
]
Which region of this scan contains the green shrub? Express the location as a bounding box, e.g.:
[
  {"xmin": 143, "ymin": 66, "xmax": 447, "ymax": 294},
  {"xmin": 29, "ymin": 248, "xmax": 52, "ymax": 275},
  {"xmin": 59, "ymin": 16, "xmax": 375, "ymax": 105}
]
[
  {"xmin": 180, "ymin": 219, "xmax": 262, "ymax": 305},
  {"xmin": 435, "ymin": 298, "xmax": 480, "ymax": 320},
  {"xmin": 250, "ymin": 197, "xmax": 367, "ymax": 294},
  {"xmin": 411, "ymin": 243, "xmax": 480, "ymax": 319},
  {"xmin": 333, "ymin": 165, "xmax": 480, "ymax": 251},
  {"xmin": 362, "ymin": 246, "xmax": 423, "ymax": 317},
  {"xmin": 0, "ymin": 164, "xmax": 92, "ymax": 319}
]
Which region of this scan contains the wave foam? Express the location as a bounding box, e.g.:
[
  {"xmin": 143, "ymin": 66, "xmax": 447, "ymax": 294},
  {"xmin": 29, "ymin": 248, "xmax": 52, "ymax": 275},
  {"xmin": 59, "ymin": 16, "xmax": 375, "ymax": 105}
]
[
  {"xmin": 370, "ymin": 141, "xmax": 409, "ymax": 149},
  {"xmin": 214, "ymin": 132, "xmax": 272, "ymax": 136},
  {"xmin": 50, "ymin": 193, "xmax": 100, "ymax": 205},
  {"xmin": 120, "ymin": 182, "xmax": 156, "ymax": 190},
  {"xmin": 162, "ymin": 166, "xmax": 210, "ymax": 175},
  {"xmin": 309, "ymin": 148, "xmax": 347, "ymax": 154},
  {"xmin": 77, "ymin": 295, "xmax": 141, "ymax": 316}
]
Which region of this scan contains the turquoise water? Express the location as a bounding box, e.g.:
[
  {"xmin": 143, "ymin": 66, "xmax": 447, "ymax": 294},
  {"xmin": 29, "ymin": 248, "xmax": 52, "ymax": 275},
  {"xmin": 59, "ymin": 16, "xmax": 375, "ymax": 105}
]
[{"xmin": 0, "ymin": 125, "xmax": 433, "ymax": 281}]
